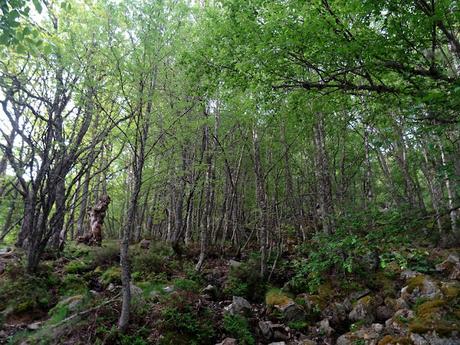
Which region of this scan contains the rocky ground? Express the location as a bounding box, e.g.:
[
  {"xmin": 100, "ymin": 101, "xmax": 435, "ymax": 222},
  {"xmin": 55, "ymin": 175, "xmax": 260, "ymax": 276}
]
[{"xmin": 0, "ymin": 241, "xmax": 459, "ymax": 345}]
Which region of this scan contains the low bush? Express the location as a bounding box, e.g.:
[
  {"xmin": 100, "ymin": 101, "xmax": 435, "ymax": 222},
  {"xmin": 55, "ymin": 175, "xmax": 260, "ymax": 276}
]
[{"xmin": 222, "ymin": 314, "xmax": 255, "ymax": 345}]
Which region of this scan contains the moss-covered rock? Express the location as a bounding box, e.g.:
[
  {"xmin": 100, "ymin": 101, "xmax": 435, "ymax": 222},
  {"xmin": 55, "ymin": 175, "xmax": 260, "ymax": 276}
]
[{"xmin": 100, "ymin": 266, "xmax": 121, "ymax": 286}]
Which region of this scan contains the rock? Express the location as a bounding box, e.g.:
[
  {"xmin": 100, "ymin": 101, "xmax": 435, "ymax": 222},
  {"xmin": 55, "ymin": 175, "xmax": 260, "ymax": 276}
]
[
  {"xmin": 401, "ymin": 275, "xmax": 442, "ymax": 303},
  {"xmin": 259, "ymin": 320, "xmax": 274, "ymax": 339},
  {"xmin": 336, "ymin": 325, "xmax": 381, "ymax": 345},
  {"xmin": 360, "ymin": 252, "xmax": 380, "ymax": 272},
  {"xmin": 139, "ymin": 239, "xmax": 151, "ymax": 249},
  {"xmin": 163, "ymin": 285, "xmax": 175, "ymax": 293},
  {"xmin": 225, "ymin": 296, "xmax": 251, "ymax": 315},
  {"xmin": 0, "ymin": 261, "xmax": 5, "ymax": 275},
  {"xmin": 318, "ymin": 319, "xmax": 334, "ymax": 337},
  {"xmin": 58, "ymin": 295, "xmax": 84, "ymax": 312},
  {"xmin": 410, "ymin": 332, "xmax": 460, "ymax": 345},
  {"xmin": 376, "ymin": 305, "xmax": 394, "ymax": 321},
  {"xmin": 348, "ymin": 289, "xmax": 371, "ymax": 302},
  {"xmin": 436, "ymin": 254, "xmax": 460, "ymax": 280},
  {"xmin": 229, "ymin": 260, "xmax": 242, "ymax": 268},
  {"xmin": 321, "ymin": 301, "xmax": 351, "ymax": 327},
  {"xmin": 385, "ymin": 308, "xmax": 415, "ymax": 334},
  {"xmin": 349, "ymin": 296, "xmax": 375, "ymax": 324},
  {"xmin": 203, "ymin": 284, "xmax": 218, "ymax": 299},
  {"xmin": 27, "ymin": 322, "xmax": 41, "ymax": 331},
  {"xmin": 371, "ymin": 323, "xmax": 384, "ymax": 333},
  {"xmin": 0, "ymin": 247, "xmax": 12, "ymax": 255},
  {"xmin": 268, "ymin": 342, "xmax": 286, "ymax": 345},
  {"xmin": 276, "ymin": 301, "xmax": 306, "ymax": 322},
  {"xmin": 400, "ymin": 269, "xmax": 420, "ymax": 280},
  {"xmin": 130, "ymin": 283, "xmax": 143, "ymax": 299},
  {"xmin": 297, "ymin": 340, "xmax": 317, "ymax": 345},
  {"xmin": 107, "ymin": 283, "xmax": 116, "ymax": 292},
  {"xmin": 216, "ymin": 338, "xmax": 238, "ymax": 345}
]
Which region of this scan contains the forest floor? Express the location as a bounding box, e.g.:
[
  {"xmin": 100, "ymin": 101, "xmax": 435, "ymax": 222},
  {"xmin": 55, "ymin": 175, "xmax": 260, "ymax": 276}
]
[{"xmin": 0, "ymin": 232, "xmax": 459, "ymax": 345}]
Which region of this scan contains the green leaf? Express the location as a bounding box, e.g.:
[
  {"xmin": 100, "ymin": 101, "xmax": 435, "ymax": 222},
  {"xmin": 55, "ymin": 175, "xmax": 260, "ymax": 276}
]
[{"xmin": 33, "ymin": 0, "xmax": 42, "ymax": 14}]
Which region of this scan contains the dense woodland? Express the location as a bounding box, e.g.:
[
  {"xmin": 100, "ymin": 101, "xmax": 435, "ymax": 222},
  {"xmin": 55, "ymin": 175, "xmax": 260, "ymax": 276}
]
[{"xmin": 0, "ymin": 1, "xmax": 459, "ymax": 344}]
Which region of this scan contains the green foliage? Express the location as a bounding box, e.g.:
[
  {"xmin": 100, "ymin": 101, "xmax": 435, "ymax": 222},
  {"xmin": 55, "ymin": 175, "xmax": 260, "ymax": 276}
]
[
  {"xmin": 100, "ymin": 266, "xmax": 121, "ymax": 286},
  {"xmin": 224, "ymin": 256, "xmax": 266, "ymax": 301},
  {"xmin": 173, "ymin": 278, "xmax": 200, "ymax": 292},
  {"xmin": 64, "ymin": 260, "xmax": 92, "ymax": 274},
  {"xmin": 160, "ymin": 291, "xmax": 215, "ymax": 345},
  {"xmin": 59, "ymin": 274, "xmax": 88, "ymax": 296},
  {"xmin": 91, "ymin": 244, "xmax": 120, "ymax": 268},
  {"xmin": 0, "ymin": 269, "xmax": 57, "ymax": 314},
  {"xmin": 222, "ymin": 314, "xmax": 255, "ymax": 345},
  {"xmin": 132, "ymin": 244, "xmax": 175, "ymax": 277}
]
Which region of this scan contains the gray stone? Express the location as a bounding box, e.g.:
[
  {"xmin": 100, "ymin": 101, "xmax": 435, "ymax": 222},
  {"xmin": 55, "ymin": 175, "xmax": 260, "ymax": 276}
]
[
  {"xmin": 163, "ymin": 285, "xmax": 175, "ymax": 293},
  {"xmin": 259, "ymin": 320, "xmax": 273, "ymax": 339},
  {"xmin": 318, "ymin": 319, "xmax": 334, "ymax": 337},
  {"xmin": 59, "ymin": 295, "xmax": 84, "ymax": 312},
  {"xmin": 268, "ymin": 342, "xmax": 286, "ymax": 345},
  {"xmin": 216, "ymin": 338, "xmax": 238, "ymax": 345},
  {"xmin": 348, "ymin": 296, "xmax": 375, "ymax": 324},
  {"xmin": 229, "ymin": 260, "xmax": 242, "ymax": 268},
  {"xmin": 411, "ymin": 332, "xmax": 460, "ymax": 345},
  {"xmin": 27, "ymin": 322, "xmax": 41, "ymax": 330},
  {"xmin": 276, "ymin": 301, "xmax": 305, "ymax": 322},
  {"xmin": 225, "ymin": 296, "xmax": 251, "ymax": 315}
]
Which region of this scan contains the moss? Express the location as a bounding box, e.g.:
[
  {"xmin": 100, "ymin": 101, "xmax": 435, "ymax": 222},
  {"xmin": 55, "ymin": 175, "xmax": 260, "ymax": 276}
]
[
  {"xmin": 265, "ymin": 288, "xmax": 293, "ymax": 306},
  {"xmin": 406, "ymin": 275, "xmax": 427, "ymax": 293},
  {"xmin": 377, "ymin": 335, "xmax": 412, "ymax": 345},
  {"xmin": 101, "ymin": 266, "xmax": 121, "ymax": 285},
  {"xmin": 408, "ymin": 319, "xmax": 460, "ymax": 335},
  {"xmin": 415, "ymin": 299, "xmax": 445, "ymax": 319},
  {"xmin": 441, "ymin": 283, "xmax": 460, "ymax": 300}
]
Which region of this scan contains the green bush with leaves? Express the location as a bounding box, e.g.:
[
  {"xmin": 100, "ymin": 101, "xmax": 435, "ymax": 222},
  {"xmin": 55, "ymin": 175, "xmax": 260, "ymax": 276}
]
[
  {"xmin": 223, "ymin": 314, "xmax": 255, "ymax": 345},
  {"xmin": 159, "ymin": 291, "xmax": 215, "ymax": 345},
  {"xmin": 224, "ymin": 255, "xmax": 266, "ymax": 301}
]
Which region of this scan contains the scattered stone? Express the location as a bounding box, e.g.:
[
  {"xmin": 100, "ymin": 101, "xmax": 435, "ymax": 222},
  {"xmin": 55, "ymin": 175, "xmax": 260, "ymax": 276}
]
[
  {"xmin": 224, "ymin": 296, "xmax": 251, "ymax": 315},
  {"xmin": 336, "ymin": 325, "xmax": 381, "ymax": 345},
  {"xmin": 229, "ymin": 260, "xmax": 242, "ymax": 268},
  {"xmin": 27, "ymin": 322, "xmax": 41, "ymax": 331},
  {"xmin": 401, "ymin": 275, "xmax": 442, "ymax": 303},
  {"xmin": 275, "ymin": 301, "xmax": 306, "ymax": 322},
  {"xmin": 321, "ymin": 301, "xmax": 351, "ymax": 327},
  {"xmin": 58, "ymin": 295, "xmax": 84, "ymax": 312},
  {"xmin": 216, "ymin": 338, "xmax": 237, "ymax": 345},
  {"xmin": 107, "ymin": 283, "xmax": 116, "ymax": 292},
  {"xmin": 349, "ymin": 295, "xmax": 375, "ymax": 324},
  {"xmin": 268, "ymin": 342, "xmax": 286, "ymax": 345},
  {"xmin": 259, "ymin": 320, "xmax": 273, "ymax": 339},
  {"xmin": 149, "ymin": 290, "xmax": 160, "ymax": 301},
  {"xmin": 436, "ymin": 254, "xmax": 460, "ymax": 280},
  {"xmin": 163, "ymin": 285, "xmax": 175, "ymax": 293},
  {"xmin": 410, "ymin": 332, "xmax": 460, "ymax": 345},
  {"xmin": 202, "ymin": 284, "xmax": 218, "ymax": 299},
  {"xmin": 400, "ymin": 269, "xmax": 420, "ymax": 280},
  {"xmin": 376, "ymin": 305, "xmax": 394, "ymax": 321},
  {"xmin": 130, "ymin": 283, "xmax": 143, "ymax": 299},
  {"xmin": 318, "ymin": 319, "xmax": 334, "ymax": 337},
  {"xmin": 385, "ymin": 308, "xmax": 415, "ymax": 334}
]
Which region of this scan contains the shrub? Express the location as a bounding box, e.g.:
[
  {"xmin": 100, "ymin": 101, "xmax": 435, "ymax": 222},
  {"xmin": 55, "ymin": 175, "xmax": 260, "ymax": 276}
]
[
  {"xmin": 222, "ymin": 314, "xmax": 254, "ymax": 345},
  {"xmin": 100, "ymin": 266, "xmax": 121, "ymax": 285},
  {"xmin": 224, "ymin": 255, "xmax": 266, "ymax": 301},
  {"xmin": 173, "ymin": 278, "xmax": 200, "ymax": 292},
  {"xmin": 92, "ymin": 244, "xmax": 120, "ymax": 267},
  {"xmin": 160, "ymin": 291, "xmax": 215, "ymax": 344}
]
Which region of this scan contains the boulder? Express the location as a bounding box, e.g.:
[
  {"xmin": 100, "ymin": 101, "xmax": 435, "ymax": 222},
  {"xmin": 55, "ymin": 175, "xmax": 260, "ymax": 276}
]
[
  {"xmin": 349, "ymin": 296, "xmax": 375, "ymax": 324},
  {"xmin": 318, "ymin": 319, "xmax": 334, "ymax": 337},
  {"xmin": 268, "ymin": 342, "xmax": 286, "ymax": 345},
  {"xmin": 321, "ymin": 301, "xmax": 351, "ymax": 327},
  {"xmin": 225, "ymin": 296, "xmax": 251, "ymax": 315},
  {"xmin": 259, "ymin": 320, "xmax": 274, "ymax": 339},
  {"xmin": 216, "ymin": 338, "xmax": 238, "ymax": 345},
  {"xmin": 384, "ymin": 308, "xmax": 415, "ymax": 334},
  {"xmin": 410, "ymin": 332, "xmax": 460, "ymax": 345},
  {"xmin": 275, "ymin": 301, "xmax": 306, "ymax": 323},
  {"xmin": 401, "ymin": 275, "xmax": 442, "ymax": 303},
  {"xmin": 58, "ymin": 295, "xmax": 84, "ymax": 312},
  {"xmin": 436, "ymin": 254, "xmax": 460, "ymax": 280},
  {"xmin": 336, "ymin": 325, "xmax": 382, "ymax": 345},
  {"xmin": 202, "ymin": 284, "xmax": 218, "ymax": 299},
  {"xmin": 130, "ymin": 283, "xmax": 143, "ymax": 300}
]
